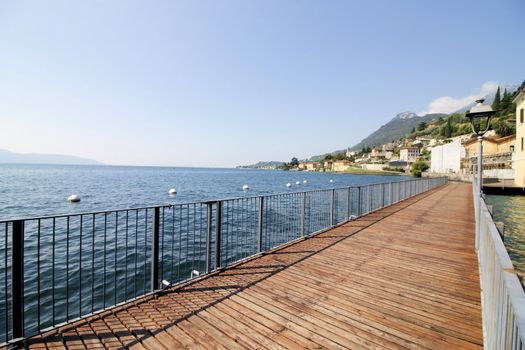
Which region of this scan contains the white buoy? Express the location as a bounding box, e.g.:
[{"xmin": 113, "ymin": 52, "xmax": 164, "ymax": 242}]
[
  {"xmin": 191, "ymin": 270, "xmax": 200, "ymax": 278},
  {"xmin": 68, "ymin": 194, "xmax": 81, "ymax": 203},
  {"xmin": 295, "ymin": 181, "xmax": 300, "ymax": 185},
  {"xmin": 168, "ymin": 188, "xmax": 177, "ymax": 195},
  {"xmin": 242, "ymin": 184, "xmax": 249, "ymax": 191},
  {"xmin": 303, "ymin": 180, "xmax": 307, "ymax": 184},
  {"xmin": 286, "ymin": 183, "xmax": 292, "ymax": 188},
  {"xmin": 161, "ymin": 280, "xmax": 170, "ymax": 288},
  {"xmin": 329, "ymin": 179, "xmax": 334, "ymax": 183}
]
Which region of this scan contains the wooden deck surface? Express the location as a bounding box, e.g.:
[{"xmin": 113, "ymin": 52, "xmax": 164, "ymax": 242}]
[{"xmin": 24, "ymin": 183, "xmax": 482, "ymax": 349}]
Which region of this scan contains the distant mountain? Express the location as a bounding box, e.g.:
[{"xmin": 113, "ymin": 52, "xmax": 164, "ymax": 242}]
[
  {"xmin": 393, "ymin": 111, "xmax": 419, "ymax": 120},
  {"xmin": 349, "ymin": 112, "xmax": 447, "ymax": 151},
  {"xmin": 237, "ymin": 160, "xmax": 285, "ymax": 169},
  {"xmin": 0, "ymin": 149, "xmax": 104, "ymax": 165}
]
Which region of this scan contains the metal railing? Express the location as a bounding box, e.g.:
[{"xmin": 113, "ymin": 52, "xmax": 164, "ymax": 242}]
[
  {"xmin": 473, "ymin": 180, "xmax": 525, "ymax": 349},
  {"xmin": 0, "ymin": 177, "xmax": 447, "ymax": 346}
]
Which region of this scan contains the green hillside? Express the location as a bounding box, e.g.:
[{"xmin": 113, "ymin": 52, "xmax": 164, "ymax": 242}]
[{"xmin": 350, "ymin": 113, "xmax": 447, "ymax": 151}]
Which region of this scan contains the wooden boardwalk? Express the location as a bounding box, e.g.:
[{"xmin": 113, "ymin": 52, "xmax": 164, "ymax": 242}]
[{"xmin": 25, "ymin": 183, "xmax": 483, "ymax": 349}]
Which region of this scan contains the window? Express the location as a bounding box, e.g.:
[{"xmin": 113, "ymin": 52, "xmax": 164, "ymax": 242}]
[
  {"xmin": 522, "ymin": 137, "xmax": 524, "ymax": 152},
  {"xmin": 521, "ymin": 108, "xmax": 524, "ymax": 124}
]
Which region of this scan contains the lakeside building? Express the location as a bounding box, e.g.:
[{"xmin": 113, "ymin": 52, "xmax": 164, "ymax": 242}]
[
  {"xmin": 430, "ymin": 137, "xmax": 466, "ymax": 174},
  {"xmin": 345, "ymin": 148, "xmax": 357, "ymax": 158},
  {"xmin": 331, "ymin": 160, "xmax": 352, "ymax": 172},
  {"xmin": 399, "ymin": 146, "xmax": 420, "ymax": 162},
  {"xmin": 462, "ymin": 135, "xmax": 516, "ymax": 179},
  {"xmin": 298, "ymin": 162, "xmax": 320, "ymax": 171},
  {"xmin": 514, "ymin": 82, "xmax": 525, "ymax": 187}
]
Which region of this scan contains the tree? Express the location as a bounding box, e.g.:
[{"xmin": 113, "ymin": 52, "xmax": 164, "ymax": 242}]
[
  {"xmin": 443, "ymin": 118, "xmax": 452, "ymax": 138},
  {"xmin": 410, "ymin": 127, "xmax": 416, "ymax": 133},
  {"xmin": 290, "ymin": 157, "xmax": 299, "ymax": 166},
  {"xmin": 334, "ymin": 153, "xmax": 346, "ymax": 161},
  {"xmin": 492, "ymin": 118, "xmax": 515, "ymax": 137},
  {"xmin": 500, "ymin": 88, "xmax": 511, "ymax": 112},
  {"xmin": 410, "ymin": 159, "xmax": 429, "ymax": 177},
  {"xmin": 417, "ymin": 122, "xmax": 427, "ymax": 131},
  {"xmin": 324, "ymin": 154, "xmax": 334, "ymax": 161},
  {"xmin": 492, "ymin": 86, "xmax": 501, "ymax": 110}
]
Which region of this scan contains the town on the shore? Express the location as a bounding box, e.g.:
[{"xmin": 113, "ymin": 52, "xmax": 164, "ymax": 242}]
[{"xmin": 242, "ymin": 82, "xmax": 525, "ymax": 188}]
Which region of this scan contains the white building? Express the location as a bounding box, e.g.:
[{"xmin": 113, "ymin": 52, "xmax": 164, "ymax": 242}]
[
  {"xmin": 430, "ymin": 138, "xmax": 465, "ymax": 174},
  {"xmin": 399, "ymin": 147, "xmax": 420, "ymax": 162}
]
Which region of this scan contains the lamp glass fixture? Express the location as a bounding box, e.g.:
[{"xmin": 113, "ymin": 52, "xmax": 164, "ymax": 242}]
[{"xmin": 465, "ymin": 99, "xmax": 497, "ymax": 136}]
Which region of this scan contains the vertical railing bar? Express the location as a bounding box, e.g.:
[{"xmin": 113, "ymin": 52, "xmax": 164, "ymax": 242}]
[
  {"xmin": 91, "ymin": 215, "xmax": 95, "ymax": 314},
  {"xmin": 114, "ymin": 212, "xmax": 118, "ymax": 304},
  {"xmin": 65, "ymin": 216, "xmax": 70, "ymax": 321},
  {"xmin": 185, "ymin": 205, "xmax": 189, "ymax": 275},
  {"xmin": 79, "ymin": 215, "xmax": 83, "ymax": 318},
  {"xmin": 300, "ymin": 193, "xmax": 306, "ymax": 236},
  {"xmin": 103, "ymin": 212, "xmax": 107, "ymax": 308},
  {"xmin": 215, "ymin": 201, "xmax": 222, "ymax": 270},
  {"xmin": 192, "ymin": 205, "xmax": 197, "ymax": 274},
  {"xmin": 52, "ymin": 217, "xmax": 55, "ymax": 326},
  {"xmin": 161, "ymin": 207, "xmax": 166, "ymax": 283},
  {"xmin": 330, "ymin": 189, "xmax": 335, "ymax": 226},
  {"xmin": 11, "ymin": 220, "xmax": 24, "ymax": 340},
  {"xmin": 170, "ymin": 206, "xmax": 175, "ymax": 282},
  {"xmin": 357, "ymin": 186, "xmax": 361, "ymax": 217},
  {"xmin": 177, "ymin": 205, "xmax": 182, "ymax": 282},
  {"xmin": 200, "ymin": 204, "xmax": 204, "ymax": 273},
  {"xmin": 134, "ymin": 211, "xmax": 138, "ymax": 298},
  {"xmin": 143, "ymin": 209, "xmax": 147, "ymax": 295},
  {"xmin": 346, "ymin": 187, "xmax": 351, "ymax": 220},
  {"xmin": 205, "ymin": 203, "xmax": 212, "ymax": 273},
  {"xmin": 151, "ymin": 207, "xmax": 160, "ymax": 291},
  {"xmin": 125, "ymin": 210, "xmax": 129, "ymax": 301},
  {"xmin": 258, "ymin": 197, "xmax": 264, "ymax": 253},
  {"xmin": 4, "ymin": 222, "xmax": 8, "ymax": 342},
  {"xmin": 37, "ymin": 219, "xmax": 41, "ymax": 330}
]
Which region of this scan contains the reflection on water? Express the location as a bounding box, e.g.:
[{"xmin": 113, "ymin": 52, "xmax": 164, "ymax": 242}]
[{"xmin": 486, "ymin": 194, "xmax": 525, "ymax": 281}]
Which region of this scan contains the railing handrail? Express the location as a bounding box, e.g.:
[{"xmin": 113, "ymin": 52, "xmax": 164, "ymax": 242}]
[
  {"xmin": 473, "ymin": 180, "xmax": 525, "ymax": 348},
  {"xmin": 0, "ymin": 178, "xmax": 415, "ymax": 223}
]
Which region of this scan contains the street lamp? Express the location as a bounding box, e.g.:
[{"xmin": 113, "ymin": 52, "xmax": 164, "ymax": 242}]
[
  {"xmin": 466, "ymin": 98, "xmax": 497, "ymax": 248},
  {"xmin": 466, "ymin": 98, "xmax": 497, "ymax": 191}
]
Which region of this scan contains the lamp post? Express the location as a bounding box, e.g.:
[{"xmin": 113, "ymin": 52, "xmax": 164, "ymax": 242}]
[{"xmin": 466, "ymin": 99, "xmax": 496, "ymax": 246}]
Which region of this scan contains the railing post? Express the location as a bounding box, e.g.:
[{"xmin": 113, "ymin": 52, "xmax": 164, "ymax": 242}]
[
  {"xmin": 258, "ymin": 197, "xmax": 264, "ymax": 251},
  {"xmin": 205, "ymin": 203, "xmax": 212, "ymax": 273},
  {"xmin": 300, "ymin": 193, "xmax": 306, "ymax": 236},
  {"xmin": 151, "ymin": 207, "xmax": 160, "ymax": 291},
  {"xmin": 215, "ymin": 201, "xmax": 222, "ymax": 270},
  {"xmin": 357, "ymin": 186, "xmax": 361, "ymax": 217},
  {"xmin": 346, "ymin": 187, "xmax": 351, "ymax": 220},
  {"xmin": 330, "ymin": 189, "xmax": 335, "ymax": 226},
  {"xmin": 367, "ymin": 185, "xmax": 372, "ymax": 213},
  {"xmin": 389, "ymin": 182, "xmax": 393, "ymax": 205},
  {"xmin": 381, "ymin": 183, "xmax": 385, "ymax": 208},
  {"xmin": 12, "ymin": 220, "xmax": 24, "ymax": 340}
]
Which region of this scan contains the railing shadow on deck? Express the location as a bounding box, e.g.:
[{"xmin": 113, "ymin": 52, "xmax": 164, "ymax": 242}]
[{"xmin": 23, "ymin": 186, "xmax": 444, "ymax": 349}]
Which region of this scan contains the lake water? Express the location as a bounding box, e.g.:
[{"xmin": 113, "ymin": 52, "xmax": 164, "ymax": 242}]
[
  {"xmin": 486, "ymin": 194, "xmax": 525, "ymax": 280},
  {"xmin": 0, "ymin": 163, "xmax": 408, "ymax": 342},
  {"xmin": 0, "ymin": 164, "xmax": 406, "ymax": 220}
]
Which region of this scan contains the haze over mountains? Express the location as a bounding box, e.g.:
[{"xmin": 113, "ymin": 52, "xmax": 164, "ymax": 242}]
[{"xmin": 0, "ymin": 149, "xmax": 104, "ymax": 165}]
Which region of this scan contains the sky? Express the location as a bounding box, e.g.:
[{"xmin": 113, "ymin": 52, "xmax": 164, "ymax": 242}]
[{"xmin": 0, "ymin": 0, "xmax": 524, "ymax": 167}]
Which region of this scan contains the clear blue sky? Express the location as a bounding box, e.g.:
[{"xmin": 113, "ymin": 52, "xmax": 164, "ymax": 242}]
[{"xmin": 1, "ymin": 0, "xmax": 524, "ymax": 167}]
